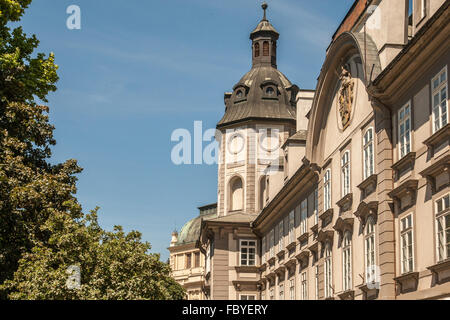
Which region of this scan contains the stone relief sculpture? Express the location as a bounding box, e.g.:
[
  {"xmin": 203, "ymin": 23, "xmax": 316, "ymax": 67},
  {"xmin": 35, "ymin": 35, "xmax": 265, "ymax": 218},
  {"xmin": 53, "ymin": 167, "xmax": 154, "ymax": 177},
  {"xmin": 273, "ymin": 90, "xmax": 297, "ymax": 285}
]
[{"xmin": 338, "ymin": 65, "xmax": 355, "ymax": 130}]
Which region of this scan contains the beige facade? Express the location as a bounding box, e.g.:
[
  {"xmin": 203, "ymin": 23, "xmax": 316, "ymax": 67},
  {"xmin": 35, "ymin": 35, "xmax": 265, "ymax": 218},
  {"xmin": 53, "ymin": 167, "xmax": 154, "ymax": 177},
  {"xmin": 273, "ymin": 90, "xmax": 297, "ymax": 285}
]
[{"xmin": 170, "ymin": 0, "xmax": 450, "ymax": 300}]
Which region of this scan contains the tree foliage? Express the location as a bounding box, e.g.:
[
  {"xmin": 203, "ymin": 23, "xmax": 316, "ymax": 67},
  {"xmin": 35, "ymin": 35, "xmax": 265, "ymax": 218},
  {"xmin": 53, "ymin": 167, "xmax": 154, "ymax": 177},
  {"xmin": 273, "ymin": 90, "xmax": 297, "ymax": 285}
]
[{"xmin": 0, "ymin": 0, "xmax": 184, "ymax": 299}]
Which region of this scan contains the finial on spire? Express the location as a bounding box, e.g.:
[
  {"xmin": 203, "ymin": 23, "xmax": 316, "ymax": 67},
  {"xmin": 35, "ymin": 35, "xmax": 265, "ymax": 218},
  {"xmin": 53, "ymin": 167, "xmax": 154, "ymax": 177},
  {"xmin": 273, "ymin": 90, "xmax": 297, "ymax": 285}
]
[{"xmin": 262, "ymin": 2, "xmax": 268, "ymax": 21}]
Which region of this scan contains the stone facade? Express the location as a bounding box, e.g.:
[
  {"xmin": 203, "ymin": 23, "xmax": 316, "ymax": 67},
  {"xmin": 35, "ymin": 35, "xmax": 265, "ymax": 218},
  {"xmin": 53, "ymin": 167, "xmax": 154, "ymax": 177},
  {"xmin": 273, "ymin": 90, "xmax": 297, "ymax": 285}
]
[{"xmin": 170, "ymin": 0, "xmax": 450, "ymax": 300}]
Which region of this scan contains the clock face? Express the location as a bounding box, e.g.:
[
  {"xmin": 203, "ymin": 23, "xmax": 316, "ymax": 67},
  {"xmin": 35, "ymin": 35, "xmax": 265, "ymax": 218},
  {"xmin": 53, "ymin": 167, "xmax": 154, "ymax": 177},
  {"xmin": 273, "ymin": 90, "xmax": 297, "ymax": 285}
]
[{"xmin": 227, "ymin": 132, "xmax": 245, "ymax": 155}]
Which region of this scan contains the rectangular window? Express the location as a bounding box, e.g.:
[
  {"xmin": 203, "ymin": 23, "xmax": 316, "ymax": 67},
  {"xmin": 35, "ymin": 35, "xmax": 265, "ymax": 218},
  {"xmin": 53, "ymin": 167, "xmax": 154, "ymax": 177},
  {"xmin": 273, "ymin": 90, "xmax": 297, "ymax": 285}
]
[
  {"xmin": 436, "ymin": 194, "xmax": 450, "ymax": 262},
  {"xmin": 315, "ymin": 266, "xmax": 319, "ymax": 300},
  {"xmin": 300, "ymin": 199, "xmax": 308, "ymax": 235},
  {"xmin": 289, "ymin": 279, "xmax": 295, "ymax": 300},
  {"xmin": 363, "ymin": 128, "xmax": 375, "ymax": 179},
  {"xmin": 262, "ymin": 236, "xmax": 266, "ymax": 264},
  {"xmin": 186, "ymin": 253, "xmax": 192, "ymax": 269},
  {"xmin": 269, "ymin": 229, "xmax": 275, "ymax": 259},
  {"xmin": 269, "ymin": 288, "xmax": 274, "ymax": 300},
  {"xmin": 301, "ymin": 272, "xmax": 308, "ymax": 300},
  {"xmin": 342, "ymin": 233, "xmax": 352, "ymax": 291},
  {"xmin": 324, "ymin": 245, "xmax": 333, "ymax": 298},
  {"xmin": 194, "ymin": 252, "xmax": 200, "ymax": 268},
  {"xmin": 240, "ymin": 240, "xmax": 256, "ymax": 266},
  {"xmin": 432, "ymin": 66, "xmax": 448, "ymax": 133},
  {"xmin": 341, "ymin": 151, "xmax": 351, "ymax": 196},
  {"xmin": 289, "ymin": 211, "xmax": 295, "ymax": 244},
  {"xmin": 240, "ymin": 295, "xmax": 256, "ymax": 300},
  {"xmin": 400, "ymin": 214, "xmax": 414, "ymax": 273},
  {"xmin": 324, "ymin": 169, "xmax": 332, "ymax": 211},
  {"xmin": 314, "ymin": 188, "xmax": 319, "ymax": 225},
  {"xmin": 398, "ymin": 102, "xmax": 411, "ymax": 159},
  {"xmin": 278, "ymin": 221, "xmax": 284, "ymax": 252},
  {"xmin": 278, "ymin": 283, "xmax": 284, "ymax": 300}
]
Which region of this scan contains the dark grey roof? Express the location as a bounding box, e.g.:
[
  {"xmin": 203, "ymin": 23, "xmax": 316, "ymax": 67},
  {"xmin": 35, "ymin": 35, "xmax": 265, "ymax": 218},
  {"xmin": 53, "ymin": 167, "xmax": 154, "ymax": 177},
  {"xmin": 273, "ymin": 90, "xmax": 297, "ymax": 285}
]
[
  {"xmin": 217, "ymin": 66, "xmax": 298, "ymax": 128},
  {"xmin": 250, "ymin": 19, "xmax": 279, "ymax": 39},
  {"xmin": 205, "ymin": 213, "xmax": 257, "ymax": 224},
  {"xmin": 288, "ymin": 130, "xmax": 307, "ymax": 141}
]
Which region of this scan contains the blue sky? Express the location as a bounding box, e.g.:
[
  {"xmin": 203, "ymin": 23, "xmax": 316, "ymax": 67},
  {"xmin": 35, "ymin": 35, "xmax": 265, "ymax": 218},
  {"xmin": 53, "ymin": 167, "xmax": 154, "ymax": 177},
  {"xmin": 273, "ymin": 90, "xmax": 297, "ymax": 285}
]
[{"xmin": 17, "ymin": 0, "xmax": 354, "ymax": 261}]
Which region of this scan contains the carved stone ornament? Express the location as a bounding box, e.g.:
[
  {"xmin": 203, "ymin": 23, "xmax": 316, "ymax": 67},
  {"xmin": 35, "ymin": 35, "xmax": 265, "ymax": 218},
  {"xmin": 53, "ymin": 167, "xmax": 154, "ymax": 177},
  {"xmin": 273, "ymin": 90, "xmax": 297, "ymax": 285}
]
[{"xmin": 338, "ymin": 65, "xmax": 354, "ymax": 130}]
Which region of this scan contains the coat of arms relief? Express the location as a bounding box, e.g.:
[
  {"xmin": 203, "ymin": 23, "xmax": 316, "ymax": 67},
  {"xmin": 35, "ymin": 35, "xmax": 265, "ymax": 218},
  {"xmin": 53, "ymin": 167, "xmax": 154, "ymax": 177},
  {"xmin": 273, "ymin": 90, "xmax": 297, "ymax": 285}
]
[{"xmin": 338, "ymin": 65, "xmax": 354, "ymax": 130}]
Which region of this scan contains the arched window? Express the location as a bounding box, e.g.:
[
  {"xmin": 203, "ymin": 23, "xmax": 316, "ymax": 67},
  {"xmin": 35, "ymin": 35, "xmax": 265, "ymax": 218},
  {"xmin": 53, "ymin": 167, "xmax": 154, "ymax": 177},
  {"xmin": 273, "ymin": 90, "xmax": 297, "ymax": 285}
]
[
  {"xmin": 365, "ymin": 216, "xmax": 376, "ymax": 284},
  {"xmin": 229, "ymin": 176, "xmax": 243, "ymax": 212},
  {"xmin": 259, "ymin": 176, "xmax": 266, "ymax": 211},
  {"xmin": 263, "ymin": 41, "xmax": 269, "ymax": 56},
  {"xmin": 363, "ymin": 128, "xmax": 374, "ymax": 179},
  {"xmin": 324, "ymin": 242, "xmax": 333, "ymax": 298},
  {"xmin": 254, "ymin": 42, "xmax": 260, "ymax": 57},
  {"xmin": 342, "ymin": 231, "xmax": 352, "ymax": 291}
]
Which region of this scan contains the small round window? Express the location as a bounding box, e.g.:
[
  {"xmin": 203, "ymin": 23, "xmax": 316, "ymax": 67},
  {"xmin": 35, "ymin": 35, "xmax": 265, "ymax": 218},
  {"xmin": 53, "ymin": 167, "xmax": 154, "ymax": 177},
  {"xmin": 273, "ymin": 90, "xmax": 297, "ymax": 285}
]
[
  {"xmin": 265, "ymin": 87, "xmax": 275, "ymax": 96},
  {"xmin": 236, "ymin": 90, "xmax": 243, "ymax": 98}
]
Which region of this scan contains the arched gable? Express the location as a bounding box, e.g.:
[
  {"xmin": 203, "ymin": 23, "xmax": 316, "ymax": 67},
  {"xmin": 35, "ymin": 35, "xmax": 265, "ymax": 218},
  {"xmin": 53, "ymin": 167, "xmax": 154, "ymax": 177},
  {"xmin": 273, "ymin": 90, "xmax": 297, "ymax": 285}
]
[{"xmin": 306, "ymin": 32, "xmax": 382, "ymax": 165}]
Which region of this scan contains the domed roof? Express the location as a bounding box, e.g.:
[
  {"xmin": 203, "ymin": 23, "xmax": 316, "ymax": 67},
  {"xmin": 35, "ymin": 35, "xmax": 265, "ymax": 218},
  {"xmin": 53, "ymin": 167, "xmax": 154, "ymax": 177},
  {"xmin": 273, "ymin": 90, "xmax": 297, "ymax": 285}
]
[
  {"xmin": 176, "ymin": 205, "xmax": 217, "ymax": 245},
  {"xmin": 217, "ymin": 65, "xmax": 298, "ymax": 128}
]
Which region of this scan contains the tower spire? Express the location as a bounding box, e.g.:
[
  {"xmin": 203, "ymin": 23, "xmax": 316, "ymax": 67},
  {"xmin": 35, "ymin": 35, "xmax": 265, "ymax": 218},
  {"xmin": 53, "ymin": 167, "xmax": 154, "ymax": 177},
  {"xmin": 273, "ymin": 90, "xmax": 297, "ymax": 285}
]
[{"xmin": 262, "ymin": 2, "xmax": 268, "ymax": 21}]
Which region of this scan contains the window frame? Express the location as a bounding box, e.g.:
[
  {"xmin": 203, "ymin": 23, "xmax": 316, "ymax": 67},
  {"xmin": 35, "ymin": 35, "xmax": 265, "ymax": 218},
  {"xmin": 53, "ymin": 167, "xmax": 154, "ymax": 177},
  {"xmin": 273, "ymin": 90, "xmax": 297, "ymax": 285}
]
[
  {"xmin": 431, "ymin": 66, "xmax": 448, "ymax": 133},
  {"xmin": 435, "ymin": 193, "xmax": 450, "ymax": 262},
  {"xmin": 289, "ymin": 279, "xmax": 295, "ymax": 300},
  {"xmin": 400, "ymin": 214, "xmax": 414, "ymax": 274},
  {"xmin": 240, "ymin": 239, "xmax": 256, "ymax": 266},
  {"xmin": 300, "ymin": 199, "xmax": 308, "ymax": 235},
  {"xmin": 240, "ymin": 294, "xmax": 256, "ymax": 300},
  {"xmin": 278, "ymin": 282, "xmax": 284, "ymax": 300},
  {"xmin": 278, "ymin": 220, "xmax": 284, "ymax": 252},
  {"xmin": 341, "ymin": 150, "xmax": 351, "ymax": 197},
  {"xmin": 398, "ymin": 102, "xmax": 412, "ymax": 160},
  {"xmin": 363, "ymin": 127, "xmax": 375, "ymax": 179},
  {"xmin": 288, "ymin": 211, "xmax": 295, "ymax": 244},
  {"xmin": 324, "ymin": 242, "xmax": 333, "ymax": 298},
  {"xmin": 314, "ymin": 187, "xmax": 319, "ymax": 225},
  {"xmin": 364, "ymin": 216, "xmax": 377, "ymax": 284},
  {"xmin": 324, "ymin": 169, "xmax": 332, "ymax": 211},
  {"xmin": 269, "ymin": 229, "xmax": 275, "ymax": 259},
  {"xmin": 301, "ymin": 271, "xmax": 308, "ymax": 300},
  {"xmin": 342, "ymin": 231, "xmax": 352, "ymax": 291}
]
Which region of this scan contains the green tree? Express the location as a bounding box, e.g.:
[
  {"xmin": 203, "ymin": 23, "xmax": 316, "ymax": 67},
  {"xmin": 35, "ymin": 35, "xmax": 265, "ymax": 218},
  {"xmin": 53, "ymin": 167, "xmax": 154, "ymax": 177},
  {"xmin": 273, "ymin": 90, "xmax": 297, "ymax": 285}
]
[
  {"xmin": 2, "ymin": 209, "xmax": 185, "ymax": 300},
  {"xmin": 0, "ymin": 0, "xmax": 184, "ymax": 299}
]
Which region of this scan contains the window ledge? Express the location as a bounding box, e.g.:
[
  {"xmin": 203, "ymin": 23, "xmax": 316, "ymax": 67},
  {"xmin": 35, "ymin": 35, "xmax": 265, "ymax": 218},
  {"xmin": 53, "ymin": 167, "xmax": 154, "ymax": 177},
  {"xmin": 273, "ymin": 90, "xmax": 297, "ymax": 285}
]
[
  {"xmin": 268, "ymin": 257, "xmax": 276, "ymax": 265},
  {"xmin": 333, "ymin": 214, "xmax": 354, "ymax": 237},
  {"xmin": 284, "ymin": 257, "xmax": 297, "ymax": 269},
  {"xmin": 427, "ymin": 258, "xmax": 450, "ymax": 284},
  {"xmin": 310, "ymin": 223, "xmax": 319, "ymax": 234},
  {"xmin": 423, "ymin": 123, "xmax": 450, "ymax": 149},
  {"xmin": 337, "ymin": 290, "xmax": 355, "ymax": 300},
  {"xmin": 354, "ymin": 201, "xmax": 378, "ymax": 223},
  {"xmin": 394, "ymin": 271, "xmax": 419, "ymax": 294},
  {"xmin": 357, "ymin": 174, "xmax": 378, "ymax": 196},
  {"xmin": 297, "ymin": 231, "xmax": 309, "ymax": 243},
  {"xmin": 286, "ymin": 241, "xmax": 296, "ymax": 251},
  {"xmin": 295, "ymin": 250, "xmax": 310, "ymax": 264},
  {"xmin": 235, "ymin": 266, "xmax": 259, "ymax": 273},
  {"xmin": 388, "ymin": 179, "xmax": 419, "ymax": 202},
  {"xmin": 391, "ymin": 152, "xmax": 416, "ymax": 176},
  {"xmin": 336, "ymin": 193, "xmax": 353, "ymax": 211},
  {"xmin": 419, "ymin": 154, "xmax": 450, "ymax": 192},
  {"xmin": 274, "ymin": 265, "xmax": 286, "ymax": 276},
  {"xmin": 317, "ymin": 229, "xmax": 334, "ymax": 244},
  {"xmin": 319, "ymin": 208, "xmax": 334, "ymax": 222},
  {"xmin": 276, "ymin": 249, "xmax": 285, "ymax": 260}
]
